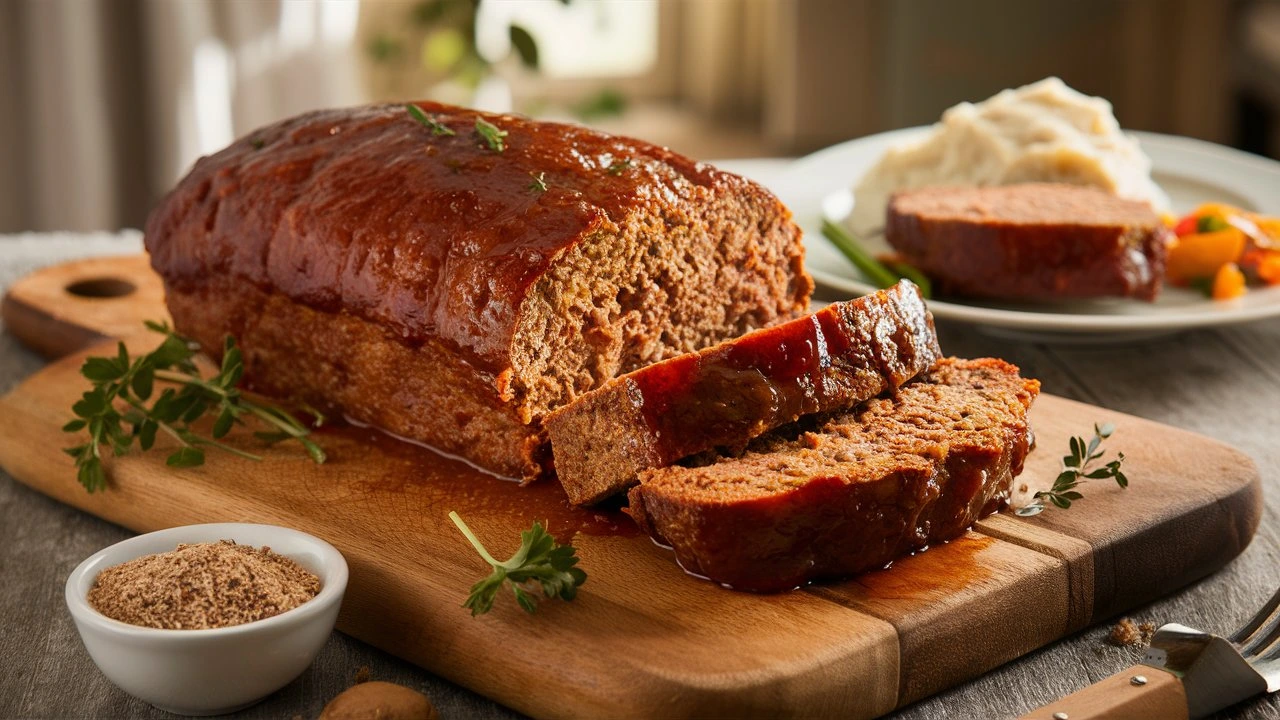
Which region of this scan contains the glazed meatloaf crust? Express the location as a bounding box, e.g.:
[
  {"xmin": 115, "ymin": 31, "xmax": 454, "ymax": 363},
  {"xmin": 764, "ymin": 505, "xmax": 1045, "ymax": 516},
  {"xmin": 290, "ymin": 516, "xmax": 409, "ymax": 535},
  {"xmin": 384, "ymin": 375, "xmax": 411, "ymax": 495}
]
[
  {"xmin": 146, "ymin": 102, "xmax": 812, "ymax": 479},
  {"xmin": 545, "ymin": 280, "xmax": 940, "ymax": 506},
  {"xmin": 628, "ymin": 358, "xmax": 1040, "ymax": 592},
  {"xmin": 885, "ymin": 184, "xmax": 1172, "ymax": 301}
]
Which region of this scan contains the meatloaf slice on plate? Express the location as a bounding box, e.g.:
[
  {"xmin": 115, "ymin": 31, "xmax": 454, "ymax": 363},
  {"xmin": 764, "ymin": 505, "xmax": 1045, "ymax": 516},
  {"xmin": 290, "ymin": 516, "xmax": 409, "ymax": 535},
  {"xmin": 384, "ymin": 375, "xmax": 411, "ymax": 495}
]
[
  {"xmin": 885, "ymin": 183, "xmax": 1172, "ymax": 301},
  {"xmin": 628, "ymin": 358, "xmax": 1040, "ymax": 592},
  {"xmin": 145, "ymin": 102, "xmax": 812, "ymax": 480},
  {"xmin": 546, "ymin": 280, "xmax": 940, "ymax": 505}
]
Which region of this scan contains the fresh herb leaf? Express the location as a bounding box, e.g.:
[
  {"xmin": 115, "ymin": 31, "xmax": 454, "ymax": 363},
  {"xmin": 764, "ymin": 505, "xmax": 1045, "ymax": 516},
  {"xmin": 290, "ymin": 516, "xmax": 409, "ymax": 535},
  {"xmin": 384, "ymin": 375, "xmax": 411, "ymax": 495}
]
[
  {"xmin": 250, "ymin": 137, "xmax": 266, "ymax": 150},
  {"xmin": 166, "ymin": 446, "xmax": 205, "ymax": 468},
  {"xmin": 1016, "ymin": 423, "xmax": 1128, "ymax": 517},
  {"xmin": 606, "ymin": 158, "xmax": 634, "ymax": 176},
  {"xmin": 449, "ymin": 511, "xmax": 587, "ymax": 617},
  {"xmin": 527, "ymin": 171, "xmax": 547, "ymax": 193},
  {"xmin": 1197, "ymin": 215, "xmax": 1230, "ymax": 233},
  {"xmin": 820, "ymin": 219, "xmax": 932, "ymax": 298},
  {"xmin": 405, "ymin": 104, "xmax": 455, "ymax": 136},
  {"xmin": 508, "ymin": 24, "xmax": 539, "ymax": 69},
  {"xmin": 474, "ymin": 118, "xmax": 507, "ymax": 152},
  {"xmin": 62, "ymin": 322, "xmax": 324, "ymax": 493}
]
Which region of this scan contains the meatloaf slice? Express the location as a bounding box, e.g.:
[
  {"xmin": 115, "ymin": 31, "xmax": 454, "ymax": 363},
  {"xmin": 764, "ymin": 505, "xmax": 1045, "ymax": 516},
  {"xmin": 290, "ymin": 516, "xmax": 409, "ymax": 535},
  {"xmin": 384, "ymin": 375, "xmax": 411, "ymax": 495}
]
[
  {"xmin": 628, "ymin": 358, "xmax": 1040, "ymax": 592},
  {"xmin": 146, "ymin": 102, "xmax": 811, "ymax": 479},
  {"xmin": 885, "ymin": 183, "xmax": 1171, "ymax": 301},
  {"xmin": 545, "ymin": 280, "xmax": 940, "ymax": 505}
]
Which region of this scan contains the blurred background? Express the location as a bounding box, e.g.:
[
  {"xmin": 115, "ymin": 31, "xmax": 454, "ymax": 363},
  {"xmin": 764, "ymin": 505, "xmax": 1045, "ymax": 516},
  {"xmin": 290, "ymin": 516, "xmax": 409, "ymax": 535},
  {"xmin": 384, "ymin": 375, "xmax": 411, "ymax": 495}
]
[{"xmin": 2, "ymin": 0, "xmax": 1279, "ymax": 234}]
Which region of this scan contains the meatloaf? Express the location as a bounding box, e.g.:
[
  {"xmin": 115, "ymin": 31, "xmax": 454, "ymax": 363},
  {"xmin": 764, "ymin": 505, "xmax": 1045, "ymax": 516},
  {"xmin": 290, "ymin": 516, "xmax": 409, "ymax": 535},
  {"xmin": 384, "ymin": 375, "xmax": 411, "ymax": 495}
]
[
  {"xmin": 545, "ymin": 280, "xmax": 940, "ymax": 505},
  {"xmin": 628, "ymin": 358, "xmax": 1040, "ymax": 592},
  {"xmin": 145, "ymin": 102, "xmax": 812, "ymax": 479},
  {"xmin": 885, "ymin": 183, "xmax": 1172, "ymax": 301}
]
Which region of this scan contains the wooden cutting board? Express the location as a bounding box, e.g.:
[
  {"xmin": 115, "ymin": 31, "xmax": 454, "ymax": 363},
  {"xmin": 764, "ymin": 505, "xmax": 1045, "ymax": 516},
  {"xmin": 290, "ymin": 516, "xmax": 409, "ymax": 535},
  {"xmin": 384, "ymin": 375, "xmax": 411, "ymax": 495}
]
[{"xmin": 0, "ymin": 256, "xmax": 1263, "ymax": 719}]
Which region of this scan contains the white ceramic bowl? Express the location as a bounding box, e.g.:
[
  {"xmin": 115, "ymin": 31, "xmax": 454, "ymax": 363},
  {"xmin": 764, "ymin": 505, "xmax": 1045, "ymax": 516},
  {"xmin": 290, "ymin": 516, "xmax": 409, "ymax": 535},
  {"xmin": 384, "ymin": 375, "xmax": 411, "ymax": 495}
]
[{"xmin": 65, "ymin": 523, "xmax": 348, "ymax": 716}]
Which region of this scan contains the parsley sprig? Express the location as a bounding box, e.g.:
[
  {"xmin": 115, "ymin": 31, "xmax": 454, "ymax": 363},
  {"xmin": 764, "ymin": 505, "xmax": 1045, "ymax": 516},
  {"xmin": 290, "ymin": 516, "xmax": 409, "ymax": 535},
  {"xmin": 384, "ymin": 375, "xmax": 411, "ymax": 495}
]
[
  {"xmin": 474, "ymin": 118, "xmax": 507, "ymax": 152},
  {"xmin": 62, "ymin": 321, "xmax": 325, "ymax": 492},
  {"xmin": 449, "ymin": 511, "xmax": 587, "ymax": 616},
  {"xmin": 527, "ymin": 171, "xmax": 547, "ymax": 193},
  {"xmin": 405, "ymin": 104, "xmax": 455, "ymax": 136},
  {"xmin": 1016, "ymin": 423, "xmax": 1127, "ymax": 517}
]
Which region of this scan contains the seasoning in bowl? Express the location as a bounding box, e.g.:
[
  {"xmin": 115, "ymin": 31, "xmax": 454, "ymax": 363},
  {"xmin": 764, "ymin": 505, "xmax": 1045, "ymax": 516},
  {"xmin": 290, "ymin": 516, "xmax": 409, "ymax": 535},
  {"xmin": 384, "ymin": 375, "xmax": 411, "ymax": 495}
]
[{"xmin": 86, "ymin": 539, "xmax": 321, "ymax": 629}]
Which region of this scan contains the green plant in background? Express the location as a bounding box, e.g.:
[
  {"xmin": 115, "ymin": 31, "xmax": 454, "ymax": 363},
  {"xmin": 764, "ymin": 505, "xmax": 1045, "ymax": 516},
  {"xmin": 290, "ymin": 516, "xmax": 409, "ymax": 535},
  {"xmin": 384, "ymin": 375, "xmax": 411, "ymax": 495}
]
[
  {"xmin": 367, "ymin": 0, "xmax": 626, "ymax": 121},
  {"xmin": 573, "ymin": 87, "xmax": 626, "ymax": 121}
]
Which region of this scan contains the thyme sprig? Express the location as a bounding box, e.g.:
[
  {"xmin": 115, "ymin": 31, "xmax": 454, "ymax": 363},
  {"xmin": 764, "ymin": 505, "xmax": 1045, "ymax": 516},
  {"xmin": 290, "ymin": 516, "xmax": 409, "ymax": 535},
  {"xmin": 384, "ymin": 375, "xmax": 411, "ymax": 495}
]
[
  {"xmin": 449, "ymin": 511, "xmax": 587, "ymax": 616},
  {"xmin": 62, "ymin": 321, "xmax": 325, "ymax": 492},
  {"xmin": 405, "ymin": 104, "xmax": 455, "ymax": 136},
  {"xmin": 475, "ymin": 118, "xmax": 508, "ymax": 152},
  {"xmin": 1016, "ymin": 422, "xmax": 1127, "ymax": 517},
  {"xmin": 527, "ymin": 171, "xmax": 548, "ymax": 193}
]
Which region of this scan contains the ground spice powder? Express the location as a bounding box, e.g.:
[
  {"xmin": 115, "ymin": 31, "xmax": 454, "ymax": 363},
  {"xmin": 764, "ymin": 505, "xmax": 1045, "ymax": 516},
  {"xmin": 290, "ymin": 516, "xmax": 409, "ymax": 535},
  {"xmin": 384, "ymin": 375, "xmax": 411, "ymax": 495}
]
[{"xmin": 87, "ymin": 540, "xmax": 321, "ymax": 629}]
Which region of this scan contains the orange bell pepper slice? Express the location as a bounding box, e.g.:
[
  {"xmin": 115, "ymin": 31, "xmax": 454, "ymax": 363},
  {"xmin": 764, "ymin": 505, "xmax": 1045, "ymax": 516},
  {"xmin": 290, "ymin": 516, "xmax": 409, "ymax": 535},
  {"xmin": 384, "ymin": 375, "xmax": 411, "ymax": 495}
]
[
  {"xmin": 1166, "ymin": 227, "xmax": 1247, "ymax": 285},
  {"xmin": 1212, "ymin": 263, "xmax": 1247, "ymax": 300},
  {"xmin": 1194, "ymin": 202, "xmax": 1245, "ymax": 221}
]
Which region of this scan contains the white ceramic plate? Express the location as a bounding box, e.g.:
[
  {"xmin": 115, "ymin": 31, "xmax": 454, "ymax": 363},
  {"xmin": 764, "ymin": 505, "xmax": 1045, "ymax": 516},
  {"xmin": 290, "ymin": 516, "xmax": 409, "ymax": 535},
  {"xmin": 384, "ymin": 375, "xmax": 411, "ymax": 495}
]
[{"xmin": 774, "ymin": 129, "xmax": 1280, "ymax": 339}]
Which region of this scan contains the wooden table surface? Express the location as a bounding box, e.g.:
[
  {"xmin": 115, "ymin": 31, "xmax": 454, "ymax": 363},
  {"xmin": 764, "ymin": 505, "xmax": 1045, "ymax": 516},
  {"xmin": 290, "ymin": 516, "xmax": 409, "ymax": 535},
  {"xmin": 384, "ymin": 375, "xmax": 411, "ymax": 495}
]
[{"xmin": 1, "ymin": 226, "xmax": 1278, "ymax": 718}]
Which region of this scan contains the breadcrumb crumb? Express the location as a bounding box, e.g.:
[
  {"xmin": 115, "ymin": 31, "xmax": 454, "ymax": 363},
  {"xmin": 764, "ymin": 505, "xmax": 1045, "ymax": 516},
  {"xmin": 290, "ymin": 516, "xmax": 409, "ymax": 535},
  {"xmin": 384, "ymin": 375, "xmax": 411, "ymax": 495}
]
[{"xmin": 1106, "ymin": 618, "xmax": 1156, "ymax": 647}]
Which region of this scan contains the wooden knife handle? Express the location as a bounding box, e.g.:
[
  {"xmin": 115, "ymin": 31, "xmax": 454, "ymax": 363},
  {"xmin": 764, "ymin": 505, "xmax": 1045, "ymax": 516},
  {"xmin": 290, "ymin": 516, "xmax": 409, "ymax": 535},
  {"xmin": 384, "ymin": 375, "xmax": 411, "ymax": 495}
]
[{"xmin": 1019, "ymin": 666, "xmax": 1189, "ymax": 720}]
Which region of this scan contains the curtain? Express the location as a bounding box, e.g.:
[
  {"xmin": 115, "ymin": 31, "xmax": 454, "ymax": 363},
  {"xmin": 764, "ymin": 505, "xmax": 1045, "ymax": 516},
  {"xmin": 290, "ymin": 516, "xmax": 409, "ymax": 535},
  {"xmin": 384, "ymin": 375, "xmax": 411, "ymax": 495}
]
[{"xmin": 0, "ymin": 0, "xmax": 366, "ymax": 234}]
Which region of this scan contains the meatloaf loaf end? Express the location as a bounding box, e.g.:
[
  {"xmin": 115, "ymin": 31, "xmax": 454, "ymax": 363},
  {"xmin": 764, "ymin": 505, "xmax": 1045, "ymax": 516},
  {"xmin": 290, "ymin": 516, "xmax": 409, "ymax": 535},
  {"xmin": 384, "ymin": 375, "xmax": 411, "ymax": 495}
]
[
  {"xmin": 146, "ymin": 102, "xmax": 812, "ymax": 479},
  {"xmin": 628, "ymin": 358, "xmax": 1040, "ymax": 592},
  {"xmin": 545, "ymin": 280, "xmax": 941, "ymax": 506},
  {"xmin": 885, "ymin": 183, "xmax": 1171, "ymax": 301}
]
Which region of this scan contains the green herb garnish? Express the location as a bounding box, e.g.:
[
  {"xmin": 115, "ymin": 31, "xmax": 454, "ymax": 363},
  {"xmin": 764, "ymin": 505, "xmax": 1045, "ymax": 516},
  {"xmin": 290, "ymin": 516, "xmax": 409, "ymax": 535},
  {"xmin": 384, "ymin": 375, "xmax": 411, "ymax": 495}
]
[
  {"xmin": 1016, "ymin": 423, "xmax": 1127, "ymax": 517},
  {"xmin": 527, "ymin": 171, "xmax": 548, "ymax": 193},
  {"xmin": 820, "ymin": 219, "xmax": 931, "ymax": 298},
  {"xmin": 250, "ymin": 137, "xmax": 265, "ymax": 150},
  {"xmin": 63, "ymin": 321, "xmax": 325, "ymax": 492},
  {"xmin": 474, "ymin": 118, "xmax": 507, "ymax": 152},
  {"xmin": 1197, "ymin": 215, "xmax": 1231, "ymax": 233},
  {"xmin": 449, "ymin": 511, "xmax": 587, "ymax": 616},
  {"xmin": 405, "ymin": 104, "xmax": 455, "ymax": 136},
  {"xmin": 606, "ymin": 159, "xmax": 634, "ymax": 175}
]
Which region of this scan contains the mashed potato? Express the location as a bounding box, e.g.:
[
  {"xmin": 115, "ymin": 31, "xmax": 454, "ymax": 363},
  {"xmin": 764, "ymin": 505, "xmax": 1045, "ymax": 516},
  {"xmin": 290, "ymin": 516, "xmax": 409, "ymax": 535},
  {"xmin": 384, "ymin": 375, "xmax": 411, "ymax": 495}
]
[{"xmin": 850, "ymin": 77, "xmax": 1170, "ymax": 235}]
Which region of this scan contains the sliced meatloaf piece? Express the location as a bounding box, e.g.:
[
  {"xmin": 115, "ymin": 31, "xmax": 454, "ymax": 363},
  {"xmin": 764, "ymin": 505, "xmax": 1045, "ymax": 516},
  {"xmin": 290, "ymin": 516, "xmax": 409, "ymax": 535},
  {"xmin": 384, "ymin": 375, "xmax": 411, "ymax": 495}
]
[
  {"xmin": 628, "ymin": 358, "xmax": 1040, "ymax": 592},
  {"xmin": 145, "ymin": 102, "xmax": 812, "ymax": 479},
  {"xmin": 885, "ymin": 183, "xmax": 1172, "ymax": 301},
  {"xmin": 545, "ymin": 280, "xmax": 940, "ymax": 505}
]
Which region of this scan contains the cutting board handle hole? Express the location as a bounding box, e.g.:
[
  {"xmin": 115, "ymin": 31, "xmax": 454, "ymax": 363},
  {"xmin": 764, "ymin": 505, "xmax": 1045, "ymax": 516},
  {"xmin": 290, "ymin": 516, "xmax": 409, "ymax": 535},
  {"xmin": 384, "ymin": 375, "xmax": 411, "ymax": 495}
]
[{"xmin": 65, "ymin": 278, "xmax": 136, "ymax": 299}]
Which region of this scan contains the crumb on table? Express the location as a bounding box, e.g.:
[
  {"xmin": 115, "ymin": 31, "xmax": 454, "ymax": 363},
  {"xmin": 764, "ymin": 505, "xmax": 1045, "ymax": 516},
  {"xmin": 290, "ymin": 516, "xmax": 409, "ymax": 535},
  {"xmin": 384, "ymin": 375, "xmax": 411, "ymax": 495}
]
[{"xmin": 1106, "ymin": 618, "xmax": 1157, "ymax": 647}]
